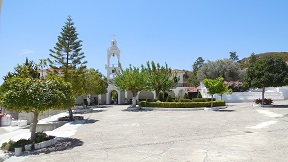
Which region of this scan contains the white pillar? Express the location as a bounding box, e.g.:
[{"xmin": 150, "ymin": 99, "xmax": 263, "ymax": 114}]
[
  {"xmin": 106, "ymin": 92, "xmax": 110, "ymax": 104},
  {"xmin": 98, "ymin": 95, "xmax": 102, "ymax": 105},
  {"xmin": 125, "ymin": 91, "xmax": 128, "ymax": 104},
  {"xmin": 118, "ymin": 90, "xmax": 121, "ymax": 104},
  {"xmin": 153, "ymin": 91, "xmax": 157, "ymax": 99}
]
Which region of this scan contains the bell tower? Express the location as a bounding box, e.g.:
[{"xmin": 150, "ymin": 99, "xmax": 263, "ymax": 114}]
[{"xmin": 105, "ymin": 35, "xmax": 120, "ymax": 83}]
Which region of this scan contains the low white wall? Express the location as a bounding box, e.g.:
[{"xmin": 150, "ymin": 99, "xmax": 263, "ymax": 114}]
[
  {"xmin": 18, "ymin": 109, "xmax": 66, "ymax": 124},
  {"xmin": 213, "ymin": 91, "xmax": 284, "ymax": 103}
]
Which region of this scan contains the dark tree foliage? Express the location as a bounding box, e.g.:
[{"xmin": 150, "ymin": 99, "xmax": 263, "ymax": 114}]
[
  {"xmin": 193, "ymin": 57, "xmax": 205, "ymax": 76},
  {"xmin": 244, "ymin": 57, "xmax": 288, "ymax": 105},
  {"xmin": 229, "ymin": 51, "xmax": 239, "ymax": 61}
]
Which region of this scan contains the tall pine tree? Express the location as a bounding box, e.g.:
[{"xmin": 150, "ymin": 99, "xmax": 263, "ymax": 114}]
[{"xmin": 48, "ymin": 16, "xmax": 87, "ymax": 121}]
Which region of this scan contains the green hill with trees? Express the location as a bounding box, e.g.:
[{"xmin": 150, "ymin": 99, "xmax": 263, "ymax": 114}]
[{"xmin": 239, "ymin": 52, "xmax": 288, "ymax": 68}]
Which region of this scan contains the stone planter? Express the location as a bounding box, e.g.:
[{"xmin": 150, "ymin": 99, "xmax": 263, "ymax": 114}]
[
  {"xmin": 15, "ymin": 147, "xmax": 22, "ymax": 156},
  {"xmin": 24, "ymin": 144, "xmax": 32, "ymax": 151},
  {"xmin": 34, "ymin": 143, "xmax": 41, "ymax": 150},
  {"xmin": 39, "ymin": 141, "xmax": 47, "ymax": 148}
]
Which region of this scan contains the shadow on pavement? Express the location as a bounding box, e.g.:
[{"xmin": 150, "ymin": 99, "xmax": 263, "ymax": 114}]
[
  {"xmin": 269, "ymin": 105, "xmax": 288, "ymax": 108},
  {"xmin": 121, "ymin": 109, "xmax": 152, "ymax": 112},
  {"xmin": 31, "ymin": 138, "xmax": 83, "ymax": 155},
  {"xmin": 84, "ymin": 119, "xmax": 99, "ymax": 124},
  {"xmin": 218, "ymin": 109, "xmax": 235, "ymax": 112}
]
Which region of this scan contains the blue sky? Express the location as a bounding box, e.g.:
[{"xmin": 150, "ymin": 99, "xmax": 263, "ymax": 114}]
[{"xmin": 0, "ymin": 0, "xmax": 288, "ymax": 84}]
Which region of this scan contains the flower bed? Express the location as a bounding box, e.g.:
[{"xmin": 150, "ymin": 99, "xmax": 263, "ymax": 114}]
[
  {"xmin": 58, "ymin": 115, "xmax": 84, "ymax": 121},
  {"xmin": 254, "ymin": 98, "xmax": 273, "ymax": 105},
  {"xmin": 1, "ymin": 132, "xmax": 59, "ymax": 154}
]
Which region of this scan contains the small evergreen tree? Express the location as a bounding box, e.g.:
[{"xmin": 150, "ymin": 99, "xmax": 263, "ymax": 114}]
[
  {"xmin": 166, "ymin": 94, "xmax": 173, "ymax": 102},
  {"xmin": 197, "ymin": 91, "xmax": 202, "ymax": 98},
  {"xmin": 158, "ymin": 91, "xmax": 164, "ymax": 102},
  {"xmin": 184, "ymin": 93, "xmax": 189, "ymax": 99}
]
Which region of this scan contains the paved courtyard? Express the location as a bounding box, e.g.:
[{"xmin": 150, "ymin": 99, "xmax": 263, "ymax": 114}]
[{"xmin": 7, "ymin": 101, "xmax": 288, "ymax": 161}]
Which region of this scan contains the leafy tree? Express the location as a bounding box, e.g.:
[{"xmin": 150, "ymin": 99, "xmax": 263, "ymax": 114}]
[
  {"xmin": 229, "ymin": 51, "xmax": 239, "ymax": 61},
  {"xmin": 203, "ymin": 77, "xmax": 228, "ymax": 107},
  {"xmin": 84, "ymin": 69, "xmax": 108, "ymax": 95},
  {"xmin": 244, "ymin": 57, "xmax": 288, "ymax": 105},
  {"xmin": 114, "ymin": 65, "xmax": 146, "ymax": 107},
  {"xmin": 183, "ymin": 70, "xmax": 199, "ymax": 87},
  {"xmin": 72, "ymin": 68, "xmax": 108, "ymax": 107},
  {"xmin": 166, "ymin": 94, "xmax": 173, "ymax": 102},
  {"xmin": 249, "ymin": 52, "xmax": 257, "ymax": 64},
  {"xmin": 3, "ymin": 57, "xmax": 39, "ymax": 80},
  {"xmin": 197, "ymin": 58, "xmax": 245, "ymax": 81},
  {"xmin": 48, "ymin": 16, "xmax": 87, "ymax": 120},
  {"xmin": 0, "ymin": 66, "xmax": 75, "ymax": 142},
  {"xmin": 157, "ymin": 91, "xmax": 164, "ymax": 102},
  {"xmin": 143, "ymin": 61, "xmax": 176, "ymax": 97},
  {"xmin": 218, "ymin": 82, "xmax": 232, "ymax": 100},
  {"xmin": 193, "ymin": 57, "xmax": 205, "ymax": 76}
]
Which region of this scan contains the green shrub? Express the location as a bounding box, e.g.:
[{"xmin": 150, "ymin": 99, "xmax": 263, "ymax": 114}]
[
  {"xmin": 166, "ymin": 94, "xmax": 173, "ymax": 102},
  {"xmin": 1, "ymin": 140, "xmax": 15, "ymax": 151},
  {"xmin": 146, "ymin": 98, "xmax": 157, "ymax": 102},
  {"xmin": 34, "ymin": 132, "xmax": 49, "ymax": 143},
  {"xmin": 192, "ymin": 98, "xmax": 216, "ymax": 102},
  {"xmin": 175, "ymin": 95, "xmax": 179, "ymax": 102},
  {"xmin": 13, "ymin": 139, "xmax": 31, "ymax": 151},
  {"xmin": 139, "ymin": 100, "xmax": 226, "ymax": 108},
  {"xmin": 197, "ymin": 91, "xmax": 202, "ymax": 98},
  {"xmin": 184, "ymin": 93, "xmax": 189, "ymax": 99},
  {"xmin": 179, "ymin": 99, "xmax": 191, "ymax": 102},
  {"xmin": 158, "ymin": 92, "xmax": 164, "ymax": 102}
]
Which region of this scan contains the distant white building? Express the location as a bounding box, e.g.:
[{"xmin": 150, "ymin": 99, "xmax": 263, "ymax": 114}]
[{"xmin": 97, "ymin": 38, "xmax": 190, "ymax": 105}]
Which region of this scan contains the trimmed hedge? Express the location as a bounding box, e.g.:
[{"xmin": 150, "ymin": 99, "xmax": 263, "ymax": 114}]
[
  {"xmin": 139, "ymin": 100, "xmax": 226, "ymax": 108},
  {"xmin": 192, "ymin": 98, "xmax": 216, "ymax": 102},
  {"xmin": 179, "ymin": 99, "xmax": 191, "ymax": 102}
]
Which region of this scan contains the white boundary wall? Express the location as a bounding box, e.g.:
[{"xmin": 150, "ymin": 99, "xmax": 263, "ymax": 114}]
[{"xmin": 199, "ymin": 82, "xmax": 288, "ymax": 103}]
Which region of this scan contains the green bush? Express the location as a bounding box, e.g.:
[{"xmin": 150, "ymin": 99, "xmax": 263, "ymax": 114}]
[
  {"xmin": 166, "ymin": 94, "xmax": 173, "ymax": 102},
  {"xmin": 1, "ymin": 140, "xmax": 15, "ymax": 151},
  {"xmin": 197, "ymin": 91, "xmax": 202, "ymax": 98},
  {"xmin": 158, "ymin": 92, "xmax": 164, "ymax": 102},
  {"xmin": 192, "ymin": 98, "xmax": 216, "ymax": 102},
  {"xmin": 179, "ymin": 99, "xmax": 192, "ymax": 102},
  {"xmin": 13, "ymin": 139, "xmax": 31, "ymax": 151},
  {"xmin": 184, "ymin": 93, "xmax": 189, "ymax": 99},
  {"xmin": 139, "ymin": 100, "xmax": 226, "ymax": 108},
  {"xmin": 146, "ymin": 98, "xmax": 157, "ymax": 102},
  {"xmin": 34, "ymin": 132, "xmax": 49, "ymax": 143}
]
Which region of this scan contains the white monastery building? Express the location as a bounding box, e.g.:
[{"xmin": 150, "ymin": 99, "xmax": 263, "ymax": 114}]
[{"xmin": 97, "ymin": 38, "xmax": 190, "ymax": 105}]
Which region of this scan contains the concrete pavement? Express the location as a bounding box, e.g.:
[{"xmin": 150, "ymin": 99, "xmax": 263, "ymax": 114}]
[{"xmin": 2, "ymin": 101, "xmax": 288, "ymax": 162}]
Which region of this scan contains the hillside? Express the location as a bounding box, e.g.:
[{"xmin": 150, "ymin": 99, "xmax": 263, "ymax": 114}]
[{"xmin": 239, "ymin": 52, "xmax": 288, "ymax": 68}]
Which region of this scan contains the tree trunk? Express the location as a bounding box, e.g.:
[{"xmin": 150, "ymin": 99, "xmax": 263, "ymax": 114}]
[
  {"xmin": 155, "ymin": 90, "xmax": 159, "ymax": 100},
  {"xmin": 262, "ymin": 87, "xmax": 265, "ymax": 105},
  {"xmin": 68, "ymin": 108, "xmax": 73, "ymax": 121},
  {"xmin": 220, "ymin": 94, "xmax": 223, "ymax": 100},
  {"xmin": 132, "ymin": 92, "xmax": 137, "ymax": 107},
  {"xmin": 211, "ymin": 94, "xmax": 214, "ymax": 108},
  {"xmin": 82, "ymin": 96, "xmax": 85, "ymax": 108},
  {"xmin": 30, "ymin": 112, "xmax": 39, "ymax": 143}
]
